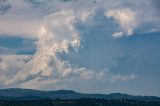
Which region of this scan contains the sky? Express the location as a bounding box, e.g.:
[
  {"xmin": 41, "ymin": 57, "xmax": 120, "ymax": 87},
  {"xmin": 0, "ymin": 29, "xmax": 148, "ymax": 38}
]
[{"xmin": 0, "ymin": 0, "xmax": 160, "ymax": 96}]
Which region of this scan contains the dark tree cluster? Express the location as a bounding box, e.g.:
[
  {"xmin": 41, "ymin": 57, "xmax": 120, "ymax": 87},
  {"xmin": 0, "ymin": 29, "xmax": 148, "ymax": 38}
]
[{"xmin": 0, "ymin": 98, "xmax": 160, "ymax": 106}]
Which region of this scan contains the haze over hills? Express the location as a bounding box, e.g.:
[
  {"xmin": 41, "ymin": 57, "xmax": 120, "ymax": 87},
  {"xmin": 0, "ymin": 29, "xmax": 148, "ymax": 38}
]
[{"xmin": 0, "ymin": 88, "xmax": 160, "ymax": 101}]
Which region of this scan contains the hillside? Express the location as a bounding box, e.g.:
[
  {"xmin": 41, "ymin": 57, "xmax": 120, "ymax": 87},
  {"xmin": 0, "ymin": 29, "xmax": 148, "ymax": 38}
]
[{"xmin": 0, "ymin": 88, "xmax": 159, "ymax": 101}]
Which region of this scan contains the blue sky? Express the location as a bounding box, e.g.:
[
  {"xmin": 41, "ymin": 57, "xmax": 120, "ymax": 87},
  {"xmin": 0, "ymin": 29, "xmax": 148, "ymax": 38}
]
[{"xmin": 0, "ymin": 0, "xmax": 160, "ymax": 96}]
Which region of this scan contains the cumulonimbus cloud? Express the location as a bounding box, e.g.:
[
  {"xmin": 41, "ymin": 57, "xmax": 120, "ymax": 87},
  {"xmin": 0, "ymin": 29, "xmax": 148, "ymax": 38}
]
[
  {"xmin": 0, "ymin": 8, "xmax": 138, "ymax": 88},
  {"xmin": 1, "ymin": 0, "xmax": 159, "ymax": 89}
]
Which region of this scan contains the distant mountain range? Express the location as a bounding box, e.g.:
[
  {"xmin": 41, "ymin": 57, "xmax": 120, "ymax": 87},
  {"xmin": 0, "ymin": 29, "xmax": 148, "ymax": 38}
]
[{"xmin": 0, "ymin": 88, "xmax": 160, "ymax": 101}]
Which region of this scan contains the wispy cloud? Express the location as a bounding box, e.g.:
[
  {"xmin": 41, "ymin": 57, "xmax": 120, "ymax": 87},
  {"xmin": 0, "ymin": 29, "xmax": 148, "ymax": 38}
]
[{"xmin": 110, "ymin": 74, "xmax": 138, "ymax": 83}]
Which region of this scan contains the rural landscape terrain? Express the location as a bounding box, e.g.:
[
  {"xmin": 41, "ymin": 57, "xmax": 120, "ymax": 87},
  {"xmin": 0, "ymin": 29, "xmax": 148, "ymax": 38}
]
[{"xmin": 0, "ymin": 88, "xmax": 160, "ymax": 106}]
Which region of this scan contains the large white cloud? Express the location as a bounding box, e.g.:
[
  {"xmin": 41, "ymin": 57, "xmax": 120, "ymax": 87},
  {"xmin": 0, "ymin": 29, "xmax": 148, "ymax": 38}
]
[
  {"xmin": 0, "ymin": 0, "xmax": 159, "ymax": 90},
  {"xmin": 0, "ymin": 8, "xmax": 138, "ymax": 88}
]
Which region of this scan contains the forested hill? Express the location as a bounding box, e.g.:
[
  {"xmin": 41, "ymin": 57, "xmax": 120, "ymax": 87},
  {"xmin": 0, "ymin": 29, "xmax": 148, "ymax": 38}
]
[
  {"xmin": 0, "ymin": 99, "xmax": 160, "ymax": 106},
  {"xmin": 0, "ymin": 88, "xmax": 160, "ymax": 101}
]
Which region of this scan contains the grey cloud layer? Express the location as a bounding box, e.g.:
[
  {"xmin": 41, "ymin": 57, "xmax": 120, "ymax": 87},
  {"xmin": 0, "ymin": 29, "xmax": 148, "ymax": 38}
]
[{"xmin": 0, "ymin": 0, "xmax": 11, "ymax": 14}]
